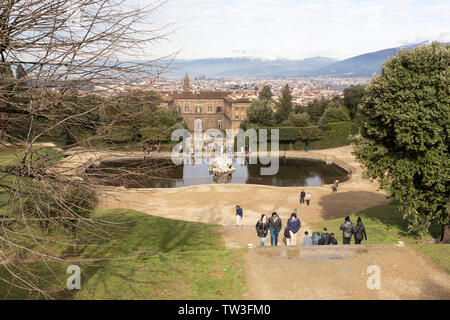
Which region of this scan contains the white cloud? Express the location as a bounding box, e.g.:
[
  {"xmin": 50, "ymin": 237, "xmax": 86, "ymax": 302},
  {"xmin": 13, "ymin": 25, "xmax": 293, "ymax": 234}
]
[{"xmin": 131, "ymin": 0, "xmax": 450, "ymax": 60}]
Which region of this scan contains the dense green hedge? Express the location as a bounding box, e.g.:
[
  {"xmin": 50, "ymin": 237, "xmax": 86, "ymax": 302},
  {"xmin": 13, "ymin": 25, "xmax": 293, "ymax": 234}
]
[
  {"xmin": 249, "ymin": 121, "xmax": 358, "ymax": 151},
  {"xmin": 295, "ymin": 121, "xmax": 358, "ymax": 150}
]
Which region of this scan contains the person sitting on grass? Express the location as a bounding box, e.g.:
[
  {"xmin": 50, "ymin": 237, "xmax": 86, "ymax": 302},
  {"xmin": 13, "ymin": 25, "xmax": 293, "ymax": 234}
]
[
  {"xmin": 255, "ymin": 214, "xmax": 269, "ymax": 247},
  {"xmin": 301, "ymin": 231, "xmax": 313, "ymax": 246},
  {"xmin": 329, "ymin": 233, "xmax": 338, "ymax": 245}
]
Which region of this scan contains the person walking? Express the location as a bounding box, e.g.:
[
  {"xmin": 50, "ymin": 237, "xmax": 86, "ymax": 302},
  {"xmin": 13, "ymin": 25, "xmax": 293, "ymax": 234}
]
[
  {"xmin": 301, "ymin": 231, "xmax": 313, "ymax": 246},
  {"xmin": 286, "ymin": 213, "xmax": 301, "ymax": 246},
  {"xmin": 255, "ymin": 214, "xmax": 269, "ymax": 247},
  {"xmin": 333, "ymin": 179, "xmax": 339, "ymax": 192},
  {"xmin": 318, "ymin": 228, "xmax": 331, "ymax": 245},
  {"xmin": 268, "ymin": 212, "xmax": 282, "ymax": 246},
  {"xmin": 299, "ymin": 190, "xmax": 306, "ymax": 205},
  {"xmin": 353, "ymin": 217, "xmax": 367, "ymax": 244},
  {"xmin": 305, "ymin": 193, "xmax": 311, "ymax": 206},
  {"xmin": 235, "ymin": 205, "xmax": 243, "ymax": 227},
  {"xmin": 340, "ymin": 216, "xmax": 354, "ymax": 245}
]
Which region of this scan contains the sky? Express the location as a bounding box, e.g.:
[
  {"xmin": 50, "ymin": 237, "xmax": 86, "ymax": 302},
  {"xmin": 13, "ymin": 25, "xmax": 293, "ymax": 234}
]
[{"xmin": 133, "ymin": 0, "xmax": 450, "ymax": 60}]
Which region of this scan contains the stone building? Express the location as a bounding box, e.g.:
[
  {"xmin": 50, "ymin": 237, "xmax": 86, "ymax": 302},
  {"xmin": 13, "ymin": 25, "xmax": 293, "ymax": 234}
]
[{"xmin": 159, "ymin": 74, "xmax": 252, "ymax": 133}]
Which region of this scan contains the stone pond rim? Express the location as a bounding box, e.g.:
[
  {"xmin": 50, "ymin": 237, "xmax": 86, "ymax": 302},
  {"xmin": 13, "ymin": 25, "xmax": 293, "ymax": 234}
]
[{"xmin": 84, "ymin": 155, "xmax": 353, "ymax": 189}]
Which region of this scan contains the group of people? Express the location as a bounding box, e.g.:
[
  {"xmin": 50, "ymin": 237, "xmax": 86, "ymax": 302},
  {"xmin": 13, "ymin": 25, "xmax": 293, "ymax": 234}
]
[
  {"xmin": 299, "ymin": 190, "xmax": 312, "ymax": 206},
  {"xmin": 142, "ymin": 144, "xmax": 159, "ymax": 154},
  {"xmin": 236, "ymin": 202, "xmax": 368, "ymax": 247}
]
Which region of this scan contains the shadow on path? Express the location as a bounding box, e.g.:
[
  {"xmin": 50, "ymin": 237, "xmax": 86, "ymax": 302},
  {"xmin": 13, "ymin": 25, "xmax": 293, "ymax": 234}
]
[{"xmin": 318, "ymin": 191, "xmax": 389, "ymax": 220}]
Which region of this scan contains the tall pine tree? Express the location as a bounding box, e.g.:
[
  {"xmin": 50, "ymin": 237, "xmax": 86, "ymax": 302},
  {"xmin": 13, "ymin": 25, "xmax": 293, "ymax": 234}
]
[{"xmin": 276, "ymin": 84, "xmax": 292, "ymax": 123}]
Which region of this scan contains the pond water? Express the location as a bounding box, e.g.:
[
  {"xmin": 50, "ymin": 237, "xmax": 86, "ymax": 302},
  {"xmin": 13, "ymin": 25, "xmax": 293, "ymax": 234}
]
[{"xmin": 86, "ymin": 157, "xmax": 350, "ymax": 189}]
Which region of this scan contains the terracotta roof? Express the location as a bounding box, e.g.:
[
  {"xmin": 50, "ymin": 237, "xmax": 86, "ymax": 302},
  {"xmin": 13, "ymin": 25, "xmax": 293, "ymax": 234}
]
[
  {"xmin": 224, "ymin": 97, "xmax": 251, "ymax": 104},
  {"xmin": 171, "ymin": 91, "xmax": 232, "ymax": 100}
]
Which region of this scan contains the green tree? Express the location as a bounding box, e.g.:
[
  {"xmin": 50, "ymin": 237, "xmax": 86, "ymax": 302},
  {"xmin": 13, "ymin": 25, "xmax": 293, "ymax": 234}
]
[
  {"xmin": 275, "ymin": 84, "xmax": 292, "ymax": 123},
  {"xmin": 305, "ymin": 98, "xmax": 328, "ymax": 123},
  {"xmin": 294, "ymin": 104, "xmax": 307, "ymax": 114},
  {"xmin": 246, "ymin": 99, "xmax": 274, "ymax": 126},
  {"xmin": 290, "ymin": 112, "xmax": 310, "ymax": 127},
  {"xmin": 317, "ymin": 105, "xmax": 351, "ymax": 129},
  {"xmin": 139, "ymin": 108, "xmax": 183, "ymax": 142},
  {"xmin": 353, "ymin": 42, "xmax": 450, "ymax": 242},
  {"xmin": 258, "ymin": 85, "xmax": 273, "ymax": 100},
  {"xmin": 343, "ymin": 85, "xmax": 365, "ymax": 119},
  {"xmin": 297, "ymin": 126, "xmax": 322, "ymax": 145}
]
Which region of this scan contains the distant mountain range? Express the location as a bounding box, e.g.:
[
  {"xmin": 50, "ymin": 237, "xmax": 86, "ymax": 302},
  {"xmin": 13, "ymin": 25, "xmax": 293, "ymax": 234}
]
[{"xmin": 161, "ymin": 41, "xmax": 448, "ymax": 78}]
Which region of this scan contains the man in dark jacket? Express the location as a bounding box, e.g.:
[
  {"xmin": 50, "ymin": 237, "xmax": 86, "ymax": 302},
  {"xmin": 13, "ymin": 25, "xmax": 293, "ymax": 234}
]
[
  {"xmin": 340, "ymin": 216, "xmax": 354, "ymax": 245},
  {"xmin": 353, "ymin": 217, "xmax": 367, "ymax": 244},
  {"xmin": 299, "ymin": 190, "xmax": 306, "ymax": 205},
  {"xmin": 319, "ymin": 228, "xmax": 331, "ymax": 245},
  {"xmin": 268, "ymin": 212, "xmax": 282, "ymax": 246},
  {"xmin": 329, "ymin": 233, "xmax": 338, "ymax": 245},
  {"xmin": 286, "ymin": 213, "xmax": 301, "ymax": 246}
]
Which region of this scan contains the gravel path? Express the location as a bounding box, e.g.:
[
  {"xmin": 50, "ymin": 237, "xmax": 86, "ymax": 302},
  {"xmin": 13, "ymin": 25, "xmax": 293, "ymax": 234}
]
[{"xmin": 243, "ymin": 246, "xmax": 450, "ymax": 300}]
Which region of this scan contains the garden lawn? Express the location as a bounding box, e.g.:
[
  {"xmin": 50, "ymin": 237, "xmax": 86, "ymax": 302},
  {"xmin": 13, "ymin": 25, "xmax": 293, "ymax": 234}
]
[
  {"xmin": 311, "ymin": 202, "xmax": 449, "ymax": 273},
  {"xmin": 0, "ymin": 209, "xmax": 247, "ymax": 299}
]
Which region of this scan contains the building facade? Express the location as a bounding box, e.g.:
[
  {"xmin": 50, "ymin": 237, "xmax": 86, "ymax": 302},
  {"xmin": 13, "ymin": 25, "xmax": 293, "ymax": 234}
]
[{"xmin": 159, "ymin": 74, "xmax": 252, "ymax": 132}]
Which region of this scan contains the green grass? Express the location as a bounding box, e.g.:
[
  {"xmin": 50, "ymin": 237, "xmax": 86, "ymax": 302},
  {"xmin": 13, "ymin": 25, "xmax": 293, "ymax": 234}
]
[
  {"xmin": 310, "ymin": 202, "xmax": 441, "ymax": 245},
  {"xmin": 411, "ymin": 243, "xmax": 450, "ymax": 273},
  {"xmin": 311, "ymin": 202, "xmax": 449, "ymax": 272},
  {"xmin": 0, "ymin": 209, "xmax": 247, "ymax": 300}
]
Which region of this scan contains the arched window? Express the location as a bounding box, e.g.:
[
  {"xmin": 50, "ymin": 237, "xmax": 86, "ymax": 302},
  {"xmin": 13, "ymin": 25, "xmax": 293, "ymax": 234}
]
[
  {"xmin": 216, "ymin": 106, "xmax": 222, "ymax": 113},
  {"xmin": 185, "ymin": 106, "xmax": 189, "ymax": 112},
  {"xmin": 208, "ymin": 106, "xmax": 212, "ymax": 112},
  {"xmin": 217, "ymin": 120, "xmax": 222, "ymax": 130}
]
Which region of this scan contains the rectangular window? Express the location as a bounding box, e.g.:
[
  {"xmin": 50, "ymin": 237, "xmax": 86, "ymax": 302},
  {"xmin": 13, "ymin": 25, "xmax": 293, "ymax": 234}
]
[{"xmin": 196, "ymin": 107, "xmax": 201, "ymax": 113}]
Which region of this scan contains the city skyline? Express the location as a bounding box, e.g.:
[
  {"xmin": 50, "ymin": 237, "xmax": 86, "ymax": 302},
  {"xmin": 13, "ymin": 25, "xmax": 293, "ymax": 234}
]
[{"xmin": 133, "ymin": 0, "xmax": 450, "ymax": 61}]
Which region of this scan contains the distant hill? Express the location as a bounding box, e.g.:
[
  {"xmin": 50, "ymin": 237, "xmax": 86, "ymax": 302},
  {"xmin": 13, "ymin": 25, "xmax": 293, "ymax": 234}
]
[
  {"xmin": 159, "ymin": 41, "xmax": 448, "ymax": 78},
  {"xmin": 163, "ymin": 57, "xmax": 338, "ymax": 78},
  {"xmin": 311, "ymin": 41, "xmax": 449, "ymax": 77}
]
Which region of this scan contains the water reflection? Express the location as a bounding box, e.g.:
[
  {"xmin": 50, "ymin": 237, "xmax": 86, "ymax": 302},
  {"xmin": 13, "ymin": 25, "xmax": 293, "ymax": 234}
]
[{"xmin": 87, "ymin": 157, "xmax": 349, "ymax": 189}]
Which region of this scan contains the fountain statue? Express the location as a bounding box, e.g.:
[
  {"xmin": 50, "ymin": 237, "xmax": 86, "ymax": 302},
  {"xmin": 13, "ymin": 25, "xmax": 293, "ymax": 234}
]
[{"xmin": 208, "ymin": 155, "xmax": 236, "ymax": 174}]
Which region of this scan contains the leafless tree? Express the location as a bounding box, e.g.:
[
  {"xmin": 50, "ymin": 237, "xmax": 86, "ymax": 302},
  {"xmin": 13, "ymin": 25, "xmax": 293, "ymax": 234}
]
[{"xmin": 0, "ymin": 0, "xmax": 177, "ymax": 299}]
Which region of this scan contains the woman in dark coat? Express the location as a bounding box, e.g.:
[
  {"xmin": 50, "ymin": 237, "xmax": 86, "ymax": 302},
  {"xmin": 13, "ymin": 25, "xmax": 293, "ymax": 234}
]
[
  {"xmin": 353, "ymin": 217, "xmax": 367, "ymax": 244},
  {"xmin": 255, "ymin": 214, "xmax": 269, "ymax": 247}
]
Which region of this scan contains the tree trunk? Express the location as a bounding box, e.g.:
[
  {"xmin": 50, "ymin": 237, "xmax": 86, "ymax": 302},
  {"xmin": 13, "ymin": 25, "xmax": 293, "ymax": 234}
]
[{"xmin": 440, "ymin": 224, "xmax": 450, "ymax": 244}]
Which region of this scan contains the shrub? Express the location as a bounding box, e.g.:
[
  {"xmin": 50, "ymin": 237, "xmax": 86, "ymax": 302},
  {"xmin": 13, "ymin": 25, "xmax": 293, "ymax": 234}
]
[
  {"xmin": 309, "ymin": 121, "xmax": 358, "ymax": 149},
  {"xmin": 290, "ymin": 113, "xmax": 310, "ymax": 127}
]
